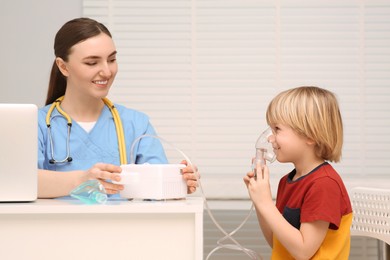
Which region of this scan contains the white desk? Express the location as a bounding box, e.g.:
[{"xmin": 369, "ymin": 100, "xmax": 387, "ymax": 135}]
[{"xmin": 0, "ymin": 197, "xmax": 203, "ymax": 260}]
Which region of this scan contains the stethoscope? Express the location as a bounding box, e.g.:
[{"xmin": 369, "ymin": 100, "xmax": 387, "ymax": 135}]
[{"xmin": 45, "ymin": 96, "xmax": 128, "ymax": 165}]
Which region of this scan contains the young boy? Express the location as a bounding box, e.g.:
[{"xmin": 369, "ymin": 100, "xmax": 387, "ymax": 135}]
[{"xmin": 244, "ymin": 86, "xmax": 352, "ymax": 259}]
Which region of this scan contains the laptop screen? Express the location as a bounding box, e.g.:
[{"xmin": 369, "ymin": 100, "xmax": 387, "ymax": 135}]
[{"xmin": 0, "ymin": 104, "xmax": 38, "ymax": 202}]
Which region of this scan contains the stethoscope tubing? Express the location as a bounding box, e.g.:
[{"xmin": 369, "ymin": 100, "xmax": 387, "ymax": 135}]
[
  {"xmin": 45, "ymin": 96, "xmax": 127, "ymax": 165},
  {"xmin": 47, "ymin": 115, "xmax": 72, "ymax": 164}
]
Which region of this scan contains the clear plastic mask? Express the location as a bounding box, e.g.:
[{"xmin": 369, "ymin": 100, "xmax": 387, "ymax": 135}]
[{"xmin": 253, "ymin": 127, "xmax": 276, "ymax": 168}]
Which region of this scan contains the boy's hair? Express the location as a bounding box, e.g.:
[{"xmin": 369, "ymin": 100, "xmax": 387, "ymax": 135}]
[{"xmin": 266, "ymin": 86, "xmax": 343, "ymax": 162}]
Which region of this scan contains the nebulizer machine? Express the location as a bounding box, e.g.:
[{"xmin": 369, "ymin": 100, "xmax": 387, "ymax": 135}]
[{"xmin": 70, "ymin": 128, "xmax": 276, "ymax": 260}]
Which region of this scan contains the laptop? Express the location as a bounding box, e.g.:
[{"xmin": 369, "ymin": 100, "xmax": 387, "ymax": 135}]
[{"xmin": 0, "ymin": 104, "xmax": 38, "ymax": 202}]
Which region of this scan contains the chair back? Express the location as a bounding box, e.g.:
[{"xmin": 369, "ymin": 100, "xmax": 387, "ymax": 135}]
[{"xmin": 350, "ymin": 187, "xmax": 390, "ymax": 245}]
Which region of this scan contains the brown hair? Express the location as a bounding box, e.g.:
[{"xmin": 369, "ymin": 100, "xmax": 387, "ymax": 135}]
[
  {"xmin": 266, "ymin": 86, "xmax": 343, "ymax": 162},
  {"xmin": 45, "ymin": 17, "xmax": 112, "ymax": 105}
]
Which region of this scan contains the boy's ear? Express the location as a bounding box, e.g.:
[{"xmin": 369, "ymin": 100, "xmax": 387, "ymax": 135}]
[
  {"xmin": 306, "ymin": 138, "xmax": 316, "ymax": 146},
  {"xmin": 55, "ymin": 57, "xmax": 69, "ymax": 77}
]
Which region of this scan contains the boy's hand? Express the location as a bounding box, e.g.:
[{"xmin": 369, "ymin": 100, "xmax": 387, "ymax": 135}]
[{"xmin": 244, "ymin": 162, "xmax": 273, "ymax": 210}]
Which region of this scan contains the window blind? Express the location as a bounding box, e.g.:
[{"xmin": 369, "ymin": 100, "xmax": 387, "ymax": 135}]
[{"xmin": 83, "ymin": 0, "xmax": 390, "ymax": 198}]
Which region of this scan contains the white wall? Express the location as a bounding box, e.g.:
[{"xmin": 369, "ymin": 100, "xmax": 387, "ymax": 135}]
[{"xmin": 0, "ymin": 0, "xmax": 82, "ymax": 106}]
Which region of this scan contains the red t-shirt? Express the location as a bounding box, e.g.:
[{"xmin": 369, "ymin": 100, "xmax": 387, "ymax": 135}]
[{"xmin": 272, "ymin": 162, "xmax": 353, "ymax": 259}]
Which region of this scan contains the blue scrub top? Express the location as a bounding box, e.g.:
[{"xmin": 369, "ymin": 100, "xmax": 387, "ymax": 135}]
[{"xmin": 38, "ymin": 103, "xmax": 168, "ymax": 172}]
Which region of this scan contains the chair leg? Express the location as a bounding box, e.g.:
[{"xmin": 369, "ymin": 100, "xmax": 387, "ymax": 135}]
[
  {"xmin": 378, "ymin": 240, "xmax": 390, "ymax": 260},
  {"xmin": 377, "ymin": 240, "xmax": 383, "ymax": 260}
]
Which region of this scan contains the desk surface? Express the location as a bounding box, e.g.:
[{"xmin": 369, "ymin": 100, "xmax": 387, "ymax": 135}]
[
  {"xmin": 0, "ymin": 197, "xmax": 204, "ymax": 260},
  {"xmin": 0, "ymin": 196, "xmax": 204, "ymax": 214}
]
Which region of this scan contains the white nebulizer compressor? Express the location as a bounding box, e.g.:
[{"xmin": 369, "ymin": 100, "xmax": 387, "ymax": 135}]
[
  {"xmin": 115, "ymin": 163, "xmax": 187, "ymax": 200},
  {"xmin": 113, "ymin": 134, "xmax": 188, "ymax": 200}
]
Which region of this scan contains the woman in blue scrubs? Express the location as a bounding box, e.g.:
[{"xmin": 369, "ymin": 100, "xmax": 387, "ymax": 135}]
[{"xmin": 38, "ymin": 18, "xmax": 198, "ymax": 198}]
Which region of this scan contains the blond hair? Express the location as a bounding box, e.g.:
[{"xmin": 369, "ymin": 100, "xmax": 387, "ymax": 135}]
[{"xmin": 266, "ymin": 86, "xmax": 343, "ymax": 162}]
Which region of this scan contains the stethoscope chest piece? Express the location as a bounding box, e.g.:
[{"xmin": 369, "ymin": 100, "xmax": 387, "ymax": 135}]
[{"xmin": 46, "ymin": 112, "xmax": 73, "ymax": 164}]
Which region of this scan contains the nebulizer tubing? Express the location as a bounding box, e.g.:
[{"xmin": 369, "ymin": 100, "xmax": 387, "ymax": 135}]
[{"xmin": 129, "ymin": 131, "xmax": 275, "ymax": 260}]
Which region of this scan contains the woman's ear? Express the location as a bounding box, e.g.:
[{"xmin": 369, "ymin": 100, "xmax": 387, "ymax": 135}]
[{"xmin": 55, "ymin": 57, "xmax": 69, "ymax": 77}]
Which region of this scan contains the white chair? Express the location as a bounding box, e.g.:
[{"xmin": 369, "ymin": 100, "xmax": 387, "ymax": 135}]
[{"xmin": 350, "ymin": 187, "xmax": 390, "ymax": 259}]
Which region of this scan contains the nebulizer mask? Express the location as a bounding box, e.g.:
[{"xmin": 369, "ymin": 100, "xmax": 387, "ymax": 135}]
[{"xmin": 252, "ymin": 127, "xmax": 276, "ymax": 178}]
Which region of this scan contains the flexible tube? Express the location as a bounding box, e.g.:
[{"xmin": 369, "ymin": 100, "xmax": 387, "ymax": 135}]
[
  {"xmin": 103, "ymin": 98, "xmax": 127, "ymax": 165},
  {"xmin": 130, "ymin": 134, "xmax": 263, "ymax": 260},
  {"xmin": 46, "ymin": 97, "xmax": 127, "ymax": 165}
]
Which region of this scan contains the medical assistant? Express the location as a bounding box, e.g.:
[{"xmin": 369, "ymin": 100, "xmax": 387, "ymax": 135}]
[{"xmin": 38, "ymin": 103, "xmax": 168, "ymax": 172}]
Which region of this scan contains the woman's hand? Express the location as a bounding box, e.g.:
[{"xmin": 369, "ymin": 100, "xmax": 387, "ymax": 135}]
[
  {"xmin": 180, "ymin": 160, "xmax": 199, "ymax": 194},
  {"xmin": 83, "ymin": 163, "xmax": 124, "ymax": 194}
]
